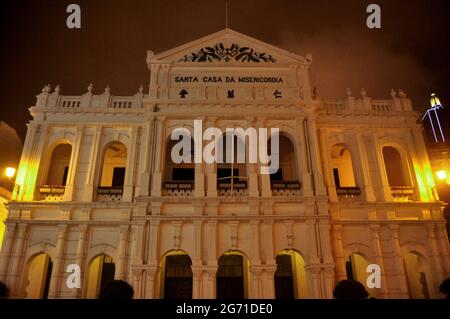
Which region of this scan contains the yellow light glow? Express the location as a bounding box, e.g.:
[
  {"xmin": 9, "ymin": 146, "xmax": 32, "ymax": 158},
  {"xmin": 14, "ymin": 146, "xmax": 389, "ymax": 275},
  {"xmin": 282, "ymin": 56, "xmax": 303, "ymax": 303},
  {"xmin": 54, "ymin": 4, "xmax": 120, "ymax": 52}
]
[
  {"xmin": 5, "ymin": 167, "xmax": 16, "ymax": 178},
  {"xmin": 436, "ymin": 170, "xmax": 447, "ymax": 180}
]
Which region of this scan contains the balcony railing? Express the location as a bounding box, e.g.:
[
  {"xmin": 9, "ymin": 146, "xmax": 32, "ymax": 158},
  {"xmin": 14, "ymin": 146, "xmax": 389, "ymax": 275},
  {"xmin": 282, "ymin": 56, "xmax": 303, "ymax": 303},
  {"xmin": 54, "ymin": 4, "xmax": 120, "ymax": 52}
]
[
  {"xmin": 271, "ymin": 181, "xmax": 301, "ymax": 196},
  {"xmin": 163, "ymin": 181, "xmax": 194, "ymax": 196},
  {"xmin": 217, "ymin": 180, "xmax": 248, "ymax": 196},
  {"xmin": 96, "ymin": 186, "xmax": 123, "ymax": 201},
  {"xmin": 390, "ymin": 186, "xmax": 414, "ymax": 201},
  {"xmin": 336, "ymin": 186, "xmax": 361, "ymax": 198},
  {"xmin": 39, "ymin": 185, "xmax": 66, "ymax": 201}
]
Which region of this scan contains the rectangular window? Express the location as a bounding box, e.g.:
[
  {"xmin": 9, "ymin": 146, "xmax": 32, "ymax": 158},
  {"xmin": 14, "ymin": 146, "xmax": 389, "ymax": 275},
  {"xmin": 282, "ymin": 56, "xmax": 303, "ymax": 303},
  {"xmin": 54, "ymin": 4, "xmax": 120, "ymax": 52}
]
[
  {"xmin": 172, "ymin": 168, "xmax": 195, "ymax": 181},
  {"xmin": 112, "ymin": 167, "xmax": 126, "ymax": 187}
]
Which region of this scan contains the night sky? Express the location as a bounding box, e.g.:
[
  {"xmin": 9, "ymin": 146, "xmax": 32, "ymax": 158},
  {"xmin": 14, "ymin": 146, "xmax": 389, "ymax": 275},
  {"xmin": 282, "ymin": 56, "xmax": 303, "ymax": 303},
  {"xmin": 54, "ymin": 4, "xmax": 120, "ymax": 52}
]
[{"xmin": 0, "ymin": 0, "xmax": 449, "ymax": 140}]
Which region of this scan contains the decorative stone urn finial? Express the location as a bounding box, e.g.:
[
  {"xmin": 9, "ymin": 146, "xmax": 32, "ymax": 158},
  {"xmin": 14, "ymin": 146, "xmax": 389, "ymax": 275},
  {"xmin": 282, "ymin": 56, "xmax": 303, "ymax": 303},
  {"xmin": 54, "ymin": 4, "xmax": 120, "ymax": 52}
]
[
  {"xmin": 138, "ymin": 85, "xmax": 144, "ymax": 94},
  {"xmin": 346, "ymin": 88, "xmax": 352, "ymax": 97},
  {"xmin": 398, "ymin": 89, "xmax": 407, "ymax": 98},
  {"xmin": 390, "ymin": 89, "xmax": 396, "ymax": 98},
  {"xmin": 54, "ymin": 85, "xmax": 60, "ymax": 94},
  {"xmin": 361, "ymin": 88, "xmax": 367, "ymax": 98},
  {"xmin": 104, "ymin": 85, "xmax": 110, "ymax": 94},
  {"xmin": 87, "ymin": 83, "xmax": 93, "ymax": 93}
]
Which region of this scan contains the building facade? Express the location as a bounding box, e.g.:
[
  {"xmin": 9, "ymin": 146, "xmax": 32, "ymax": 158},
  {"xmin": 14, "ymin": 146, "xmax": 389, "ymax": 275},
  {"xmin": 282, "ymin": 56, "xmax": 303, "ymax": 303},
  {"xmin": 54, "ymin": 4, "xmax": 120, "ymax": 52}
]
[
  {"xmin": 0, "ymin": 29, "xmax": 449, "ymax": 299},
  {"xmin": 0, "ymin": 122, "xmax": 23, "ymax": 249}
]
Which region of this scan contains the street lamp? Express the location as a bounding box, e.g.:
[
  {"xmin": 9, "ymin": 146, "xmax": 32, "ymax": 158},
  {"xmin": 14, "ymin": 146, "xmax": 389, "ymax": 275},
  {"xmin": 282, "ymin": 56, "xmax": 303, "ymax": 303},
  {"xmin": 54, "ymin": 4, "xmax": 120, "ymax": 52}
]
[
  {"xmin": 5, "ymin": 167, "xmax": 16, "ymax": 179},
  {"xmin": 436, "ymin": 170, "xmax": 447, "ymax": 181}
]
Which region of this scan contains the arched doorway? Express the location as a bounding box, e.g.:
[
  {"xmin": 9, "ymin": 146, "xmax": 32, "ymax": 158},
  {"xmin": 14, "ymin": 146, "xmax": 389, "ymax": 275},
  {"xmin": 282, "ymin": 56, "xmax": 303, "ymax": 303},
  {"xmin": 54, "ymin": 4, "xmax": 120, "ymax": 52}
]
[
  {"xmin": 404, "ymin": 252, "xmax": 431, "ymax": 298},
  {"xmin": 85, "ymin": 254, "xmax": 115, "ymax": 298},
  {"xmin": 275, "ymin": 250, "xmax": 308, "ymax": 299},
  {"xmin": 23, "ymin": 253, "xmax": 53, "ymax": 299},
  {"xmin": 217, "ymin": 251, "xmax": 248, "ymax": 299},
  {"xmin": 161, "ymin": 251, "xmax": 193, "ymax": 299},
  {"xmin": 331, "ymin": 144, "xmax": 356, "ymax": 188}
]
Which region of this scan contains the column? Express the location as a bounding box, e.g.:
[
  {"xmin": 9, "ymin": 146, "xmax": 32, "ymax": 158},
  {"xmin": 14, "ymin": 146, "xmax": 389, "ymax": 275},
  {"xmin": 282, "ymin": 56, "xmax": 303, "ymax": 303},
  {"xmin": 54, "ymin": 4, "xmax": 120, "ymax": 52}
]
[
  {"xmin": 250, "ymin": 220, "xmax": 261, "ymax": 265},
  {"xmin": 147, "ymin": 219, "xmax": 160, "ymax": 265},
  {"xmin": 436, "ymin": 223, "xmax": 450, "ymax": 277},
  {"xmin": 191, "ymin": 267, "xmax": 203, "ymax": 299},
  {"xmin": 151, "ymin": 117, "xmax": 165, "ymax": 197},
  {"xmin": 262, "ymin": 220, "xmax": 275, "ymax": 264},
  {"xmin": 71, "ymin": 225, "xmax": 87, "ymax": 298},
  {"xmin": 48, "ymin": 225, "xmax": 68, "ymax": 298},
  {"xmin": 84, "ymin": 126, "xmax": 102, "ymax": 201},
  {"xmin": 426, "ymin": 223, "xmax": 444, "ymax": 294},
  {"xmin": 321, "ymin": 268, "xmax": 335, "ymax": 299},
  {"xmin": 13, "ymin": 123, "xmax": 38, "ymax": 200},
  {"xmin": 23, "ymin": 125, "xmax": 49, "ymax": 201},
  {"xmin": 116, "ymin": 225, "xmax": 130, "ymax": 280},
  {"xmin": 0, "ymin": 222, "xmax": 17, "ymax": 281},
  {"xmin": 305, "ymin": 116, "xmax": 327, "ymax": 196},
  {"xmin": 7, "ymin": 224, "xmax": 27, "ymax": 296},
  {"xmin": 261, "ymin": 266, "xmax": 277, "ymax": 299},
  {"xmin": 205, "ymin": 267, "xmax": 217, "ymax": 299},
  {"xmin": 389, "ymin": 224, "xmax": 409, "ymax": 298},
  {"xmin": 369, "ymin": 225, "xmax": 389, "ymax": 298},
  {"xmin": 137, "ymin": 119, "xmax": 153, "ymax": 196},
  {"xmin": 331, "ymin": 224, "xmax": 346, "ymax": 282},
  {"xmin": 318, "ymin": 128, "xmax": 337, "ymax": 201},
  {"xmin": 206, "ymin": 117, "xmax": 217, "ymax": 197},
  {"xmin": 206, "ymin": 221, "xmax": 217, "ymax": 265},
  {"xmin": 123, "ymin": 126, "xmax": 139, "ymax": 201},
  {"xmin": 144, "ymin": 266, "xmax": 158, "ymax": 299},
  {"xmin": 370, "ymin": 133, "xmax": 393, "ymax": 201},
  {"xmin": 297, "ymin": 117, "xmax": 312, "ymax": 196},
  {"xmin": 64, "ymin": 125, "xmax": 84, "ymax": 201},
  {"xmin": 355, "ymin": 131, "xmax": 376, "ymax": 202},
  {"xmin": 249, "ymin": 267, "xmax": 262, "ymax": 298},
  {"xmin": 193, "ymin": 220, "xmax": 203, "ymax": 265}
]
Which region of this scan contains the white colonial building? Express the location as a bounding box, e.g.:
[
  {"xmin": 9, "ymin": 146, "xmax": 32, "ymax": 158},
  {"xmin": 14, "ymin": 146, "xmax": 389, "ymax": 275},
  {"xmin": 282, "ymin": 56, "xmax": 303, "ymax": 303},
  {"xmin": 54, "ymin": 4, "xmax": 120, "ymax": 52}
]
[{"xmin": 0, "ymin": 29, "xmax": 448, "ymax": 299}]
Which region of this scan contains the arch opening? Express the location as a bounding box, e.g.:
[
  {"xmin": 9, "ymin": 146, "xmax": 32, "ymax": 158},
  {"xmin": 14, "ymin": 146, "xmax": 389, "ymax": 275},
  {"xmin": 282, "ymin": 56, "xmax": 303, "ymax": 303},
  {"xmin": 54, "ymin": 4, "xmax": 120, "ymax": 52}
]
[
  {"xmin": 40, "ymin": 143, "xmax": 72, "ymax": 199},
  {"xmin": 160, "ymin": 251, "xmax": 193, "ymax": 299},
  {"xmin": 23, "ymin": 253, "xmax": 53, "ymax": 299},
  {"xmin": 216, "ymin": 251, "xmax": 249, "ymax": 299},
  {"xmin": 84, "ymin": 254, "xmax": 115, "ymax": 298},
  {"xmin": 97, "ymin": 142, "xmax": 127, "ymax": 201},
  {"xmin": 275, "ymin": 250, "xmax": 308, "ymax": 299},
  {"xmin": 404, "ymin": 252, "xmax": 431, "ymax": 299}
]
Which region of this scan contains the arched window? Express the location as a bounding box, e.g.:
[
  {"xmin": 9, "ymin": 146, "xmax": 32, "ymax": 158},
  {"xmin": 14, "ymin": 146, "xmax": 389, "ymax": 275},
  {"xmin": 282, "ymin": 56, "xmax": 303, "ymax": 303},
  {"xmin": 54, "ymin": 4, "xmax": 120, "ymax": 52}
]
[
  {"xmin": 404, "ymin": 252, "xmax": 431, "ymax": 299},
  {"xmin": 217, "ymin": 133, "xmax": 248, "ymax": 195},
  {"xmin": 24, "ymin": 253, "xmax": 53, "ymax": 299},
  {"xmin": 275, "ymin": 250, "xmax": 308, "ymax": 299},
  {"xmin": 382, "ymin": 146, "xmax": 411, "ymax": 186},
  {"xmin": 163, "ymin": 133, "xmax": 195, "ymax": 196},
  {"xmin": 97, "ymin": 142, "xmax": 127, "ymax": 201},
  {"xmin": 40, "ymin": 143, "xmax": 72, "ymax": 199},
  {"xmin": 217, "ymin": 252, "xmax": 249, "ymax": 299},
  {"xmin": 161, "ymin": 252, "xmax": 193, "ymax": 299},
  {"xmin": 269, "ymin": 134, "xmax": 300, "ymax": 195},
  {"xmin": 85, "ymin": 254, "xmax": 115, "ymax": 298},
  {"xmin": 331, "ymin": 144, "xmax": 360, "ymax": 197}
]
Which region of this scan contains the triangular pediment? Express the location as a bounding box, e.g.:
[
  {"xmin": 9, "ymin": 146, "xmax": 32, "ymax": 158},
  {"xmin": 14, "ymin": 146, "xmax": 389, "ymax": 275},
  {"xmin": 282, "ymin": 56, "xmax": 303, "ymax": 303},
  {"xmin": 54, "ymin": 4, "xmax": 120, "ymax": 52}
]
[{"xmin": 147, "ymin": 28, "xmax": 310, "ymax": 66}]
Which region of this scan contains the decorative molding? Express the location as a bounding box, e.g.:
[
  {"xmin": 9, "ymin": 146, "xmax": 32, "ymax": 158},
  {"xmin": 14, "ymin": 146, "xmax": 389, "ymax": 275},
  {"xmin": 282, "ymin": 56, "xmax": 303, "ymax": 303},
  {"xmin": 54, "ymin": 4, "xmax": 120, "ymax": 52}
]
[{"xmin": 179, "ymin": 43, "xmax": 276, "ymax": 63}]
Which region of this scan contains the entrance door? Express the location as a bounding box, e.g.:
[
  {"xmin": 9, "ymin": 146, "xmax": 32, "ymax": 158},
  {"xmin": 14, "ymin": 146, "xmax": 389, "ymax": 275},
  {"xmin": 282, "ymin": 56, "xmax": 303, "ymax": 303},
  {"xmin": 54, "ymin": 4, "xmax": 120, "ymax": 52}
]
[
  {"xmin": 164, "ymin": 255, "xmax": 193, "ymax": 299},
  {"xmin": 217, "ymin": 254, "xmax": 244, "ymax": 299},
  {"xmin": 275, "ymin": 254, "xmax": 294, "ymax": 299}
]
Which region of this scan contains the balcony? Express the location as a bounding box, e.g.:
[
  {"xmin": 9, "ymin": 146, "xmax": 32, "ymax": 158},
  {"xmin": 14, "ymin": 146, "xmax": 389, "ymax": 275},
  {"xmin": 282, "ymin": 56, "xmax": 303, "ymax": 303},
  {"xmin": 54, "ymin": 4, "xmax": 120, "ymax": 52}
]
[
  {"xmin": 163, "ymin": 181, "xmax": 194, "ymax": 196},
  {"xmin": 96, "ymin": 186, "xmax": 123, "ymax": 201},
  {"xmin": 39, "ymin": 185, "xmax": 66, "ymax": 201},
  {"xmin": 218, "ymin": 180, "xmax": 248, "ymax": 196},
  {"xmin": 336, "ymin": 186, "xmax": 361, "ymax": 200},
  {"xmin": 271, "ymin": 181, "xmax": 301, "ymax": 196},
  {"xmin": 390, "ymin": 186, "xmax": 414, "ymax": 201}
]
